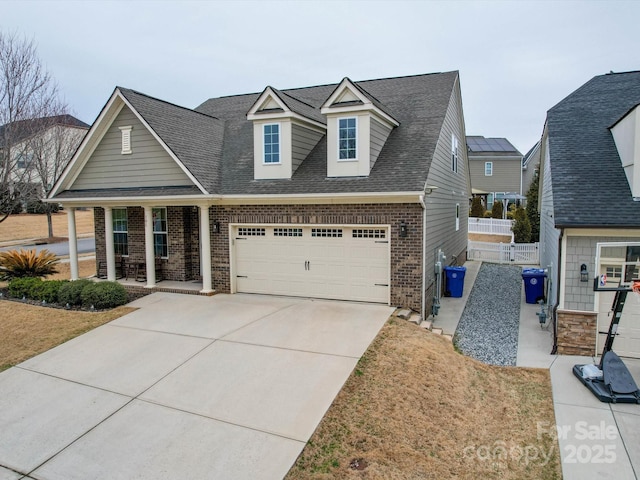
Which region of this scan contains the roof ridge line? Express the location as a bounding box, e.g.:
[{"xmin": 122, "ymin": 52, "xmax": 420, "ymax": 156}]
[{"xmin": 117, "ymin": 87, "xmax": 221, "ymax": 121}]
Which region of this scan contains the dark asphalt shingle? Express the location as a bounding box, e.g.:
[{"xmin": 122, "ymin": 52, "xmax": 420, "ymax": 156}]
[{"xmin": 547, "ymin": 71, "xmax": 640, "ymax": 227}]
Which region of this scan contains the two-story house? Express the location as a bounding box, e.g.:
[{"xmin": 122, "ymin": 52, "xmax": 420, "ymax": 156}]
[
  {"xmin": 467, "ymin": 135, "xmax": 523, "ymax": 212},
  {"xmin": 538, "ymin": 70, "xmax": 640, "ymax": 357},
  {"xmin": 48, "ymin": 72, "xmax": 471, "ymax": 319}
]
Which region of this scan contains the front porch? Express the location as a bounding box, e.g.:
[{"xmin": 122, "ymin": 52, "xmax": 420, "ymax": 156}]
[
  {"xmin": 64, "ymin": 202, "xmax": 215, "ymax": 295},
  {"xmin": 100, "ymin": 277, "xmax": 214, "ymax": 296}
]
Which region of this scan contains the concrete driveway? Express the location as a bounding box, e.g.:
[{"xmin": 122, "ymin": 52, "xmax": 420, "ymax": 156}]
[{"xmin": 0, "ymin": 293, "xmax": 393, "ymax": 479}]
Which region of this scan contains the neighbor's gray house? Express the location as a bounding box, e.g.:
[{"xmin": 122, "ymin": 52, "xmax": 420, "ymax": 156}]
[
  {"xmin": 466, "ymin": 135, "xmax": 523, "ymax": 211},
  {"xmin": 521, "ymin": 140, "xmax": 540, "ymax": 196},
  {"xmin": 538, "ymin": 70, "xmax": 640, "ymax": 357},
  {"xmin": 48, "ymin": 72, "xmax": 471, "ymax": 319}
]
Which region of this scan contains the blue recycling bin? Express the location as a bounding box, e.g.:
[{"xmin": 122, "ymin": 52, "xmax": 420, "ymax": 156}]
[
  {"xmin": 444, "ymin": 266, "xmax": 466, "ymax": 298},
  {"xmin": 522, "ymin": 268, "xmax": 546, "ymax": 304}
]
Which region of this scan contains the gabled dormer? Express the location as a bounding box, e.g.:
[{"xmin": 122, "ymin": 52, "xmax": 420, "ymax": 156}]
[
  {"xmin": 610, "ymin": 104, "xmax": 640, "ymax": 201},
  {"xmin": 247, "ymin": 87, "xmax": 325, "ymax": 180},
  {"xmin": 321, "ymin": 78, "xmax": 399, "ymax": 177}
]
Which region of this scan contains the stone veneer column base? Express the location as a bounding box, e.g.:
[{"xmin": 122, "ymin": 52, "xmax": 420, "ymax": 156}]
[{"xmin": 556, "ymin": 309, "xmax": 597, "ymax": 356}]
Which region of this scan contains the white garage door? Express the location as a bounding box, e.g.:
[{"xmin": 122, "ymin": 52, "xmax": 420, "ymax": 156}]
[
  {"xmin": 232, "ymin": 225, "xmax": 390, "ymax": 303},
  {"xmin": 597, "ymin": 290, "xmax": 640, "ymax": 359}
]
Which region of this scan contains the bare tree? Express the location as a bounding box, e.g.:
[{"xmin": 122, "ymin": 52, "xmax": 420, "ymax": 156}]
[
  {"xmin": 0, "ymin": 31, "xmax": 66, "ymax": 224},
  {"xmin": 27, "ymin": 115, "xmax": 86, "ymax": 237}
]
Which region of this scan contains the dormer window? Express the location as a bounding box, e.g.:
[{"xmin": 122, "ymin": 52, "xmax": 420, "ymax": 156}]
[
  {"xmin": 338, "ymin": 118, "xmax": 357, "ymax": 160},
  {"xmin": 263, "ymin": 124, "xmax": 280, "ymax": 164}
]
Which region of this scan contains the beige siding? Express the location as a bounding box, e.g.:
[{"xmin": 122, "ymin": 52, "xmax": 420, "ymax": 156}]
[
  {"xmin": 291, "ymin": 124, "xmax": 323, "ymax": 173},
  {"xmin": 469, "ymin": 156, "xmax": 522, "ymax": 193},
  {"xmin": 370, "ymin": 117, "xmax": 392, "ymax": 170},
  {"xmin": 539, "ymin": 135, "xmax": 560, "ymax": 307},
  {"xmin": 424, "ymin": 77, "xmax": 469, "ymax": 303},
  {"xmin": 71, "ymin": 106, "xmax": 194, "ymax": 189}
]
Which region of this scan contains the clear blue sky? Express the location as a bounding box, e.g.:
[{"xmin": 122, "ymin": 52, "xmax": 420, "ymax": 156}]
[{"xmin": 3, "ymin": 0, "xmax": 639, "ymax": 153}]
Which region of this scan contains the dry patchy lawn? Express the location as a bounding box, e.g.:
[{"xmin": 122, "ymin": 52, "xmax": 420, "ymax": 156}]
[
  {"xmin": 468, "ymin": 233, "xmax": 513, "ymax": 243},
  {"xmin": 48, "ymin": 258, "xmax": 97, "ymax": 281},
  {"xmin": 0, "ymin": 210, "xmax": 95, "ymax": 243},
  {"xmin": 286, "ymin": 319, "xmax": 561, "ymax": 480},
  {"xmin": 0, "ymin": 301, "xmax": 134, "ymax": 372}
]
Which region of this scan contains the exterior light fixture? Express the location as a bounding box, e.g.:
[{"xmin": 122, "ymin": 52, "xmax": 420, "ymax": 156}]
[
  {"xmin": 212, "ymin": 221, "xmax": 220, "ymax": 234},
  {"xmin": 580, "ymin": 263, "xmax": 588, "ymax": 282},
  {"xmin": 399, "ymin": 221, "xmax": 408, "ymax": 238}
]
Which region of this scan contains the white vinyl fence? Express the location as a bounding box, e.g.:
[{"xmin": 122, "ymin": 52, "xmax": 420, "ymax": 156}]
[
  {"xmin": 468, "ymin": 241, "xmax": 540, "ymax": 265},
  {"xmin": 468, "ymin": 218, "xmax": 514, "ymax": 235}
]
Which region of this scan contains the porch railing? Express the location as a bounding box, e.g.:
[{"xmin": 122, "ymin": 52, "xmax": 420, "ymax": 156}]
[{"xmin": 468, "ymin": 241, "xmax": 540, "ymax": 265}]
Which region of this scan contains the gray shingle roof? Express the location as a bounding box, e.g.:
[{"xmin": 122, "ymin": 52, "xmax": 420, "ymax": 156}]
[
  {"xmin": 54, "ymin": 186, "xmax": 202, "ymax": 199},
  {"xmin": 195, "ymin": 72, "xmax": 458, "ymax": 194},
  {"xmin": 547, "ymin": 70, "xmax": 640, "ymax": 227},
  {"xmin": 267, "ymin": 87, "xmax": 326, "ymax": 125},
  {"xmin": 0, "ymin": 114, "xmax": 89, "ymax": 148},
  {"xmin": 466, "ymin": 136, "xmax": 521, "ymax": 155},
  {"xmin": 118, "ymin": 88, "xmax": 225, "ymax": 193}
]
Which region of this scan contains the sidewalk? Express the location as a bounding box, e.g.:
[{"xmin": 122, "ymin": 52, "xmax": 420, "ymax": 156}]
[{"xmin": 432, "ymin": 260, "xmax": 640, "ymax": 480}]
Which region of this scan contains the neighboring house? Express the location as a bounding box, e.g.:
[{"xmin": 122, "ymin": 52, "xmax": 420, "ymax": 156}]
[
  {"xmin": 521, "ymin": 140, "xmax": 540, "ymax": 195},
  {"xmin": 48, "ymin": 72, "xmax": 471, "ymax": 319},
  {"xmin": 538, "ymin": 70, "xmax": 640, "ymax": 357},
  {"xmin": 467, "ymin": 135, "xmax": 523, "ymax": 211},
  {"xmin": 0, "ymin": 114, "xmax": 89, "ymax": 209}
]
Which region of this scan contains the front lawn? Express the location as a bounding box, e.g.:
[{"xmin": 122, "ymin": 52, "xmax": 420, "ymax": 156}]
[
  {"xmin": 286, "ymin": 318, "xmax": 561, "ymax": 479},
  {"xmin": 0, "ymin": 302, "xmax": 134, "ymax": 372}
]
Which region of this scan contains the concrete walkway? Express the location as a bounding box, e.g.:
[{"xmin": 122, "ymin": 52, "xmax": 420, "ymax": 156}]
[
  {"xmin": 432, "ymin": 260, "xmax": 640, "ymax": 480},
  {"xmin": 0, "ymin": 293, "xmax": 393, "ymax": 479}
]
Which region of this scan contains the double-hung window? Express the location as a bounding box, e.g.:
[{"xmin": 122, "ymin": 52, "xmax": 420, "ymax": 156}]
[
  {"xmin": 485, "ymin": 162, "xmax": 493, "ymax": 176},
  {"xmin": 113, "ymin": 208, "xmax": 128, "ymax": 256},
  {"xmin": 152, "ymin": 207, "xmax": 168, "ymax": 258},
  {"xmin": 451, "ymin": 134, "xmax": 458, "ymax": 172},
  {"xmin": 338, "ymin": 117, "xmax": 357, "ymax": 160},
  {"xmin": 263, "ymin": 124, "xmax": 280, "ymax": 164}
]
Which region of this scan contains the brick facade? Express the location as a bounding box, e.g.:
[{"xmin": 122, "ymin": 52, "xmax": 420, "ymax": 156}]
[
  {"xmin": 556, "ymin": 309, "xmax": 597, "ymax": 356},
  {"xmin": 95, "ymin": 203, "xmax": 426, "ymax": 312},
  {"xmin": 94, "ymin": 206, "xmax": 200, "ymax": 282}
]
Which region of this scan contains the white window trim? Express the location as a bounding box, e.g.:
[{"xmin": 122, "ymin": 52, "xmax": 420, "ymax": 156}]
[
  {"xmin": 263, "ymin": 123, "xmax": 281, "ymax": 165},
  {"xmin": 112, "ymin": 207, "xmax": 129, "ymax": 257},
  {"xmin": 337, "ymin": 116, "xmax": 358, "ymax": 162},
  {"xmin": 119, "ymin": 126, "xmax": 132, "ymax": 155},
  {"xmin": 485, "ymin": 161, "xmax": 493, "ymax": 176},
  {"xmin": 451, "ymin": 134, "xmax": 458, "ymax": 173},
  {"xmin": 152, "ymin": 207, "xmax": 169, "ymax": 259}
]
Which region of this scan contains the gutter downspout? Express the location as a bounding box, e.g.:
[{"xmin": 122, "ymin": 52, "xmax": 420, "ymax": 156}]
[
  {"xmin": 551, "ymin": 227, "xmax": 563, "ymax": 354},
  {"xmin": 419, "ymin": 194, "xmax": 427, "ymax": 321}
]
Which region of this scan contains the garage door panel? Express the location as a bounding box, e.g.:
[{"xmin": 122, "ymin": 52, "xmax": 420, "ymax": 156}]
[
  {"xmin": 234, "ymin": 226, "xmax": 389, "ymax": 303},
  {"xmin": 597, "ymin": 291, "xmax": 640, "ymax": 359}
]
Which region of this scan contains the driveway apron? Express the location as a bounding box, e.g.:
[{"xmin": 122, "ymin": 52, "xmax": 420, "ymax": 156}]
[{"xmin": 0, "ymin": 293, "xmax": 393, "ymax": 479}]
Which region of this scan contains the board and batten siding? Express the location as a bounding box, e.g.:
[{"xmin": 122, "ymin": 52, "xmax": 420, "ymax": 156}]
[
  {"xmin": 370, "ymin": 117, "xmax": 392, "ymax": 170},
  {"xmin": 424, "ymin": 76, "xmax": 469, "ymax": 299},
  {"xmin": 469, "ymin": 156, "xmax": 522, "ymax": 194},
  {"xmin": 539, "ymin": 135, "xmax": 560, "ymax": 308},
  {"xmin": 71, "ymin": 106, "xmax": 194, "ymax": 190},
  {"xmin": 291, "ymin": 123, "xmax": 323, "ymax": 173}
]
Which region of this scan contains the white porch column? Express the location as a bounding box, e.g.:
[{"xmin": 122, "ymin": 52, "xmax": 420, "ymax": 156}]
[
  {"xmin": 67, "ymin": 207, "xmax": 79, "ymax": 280},
  {"xmin": 199, "ymin": 204, "xmax": 213, "ymax": 293},
  {"xmin": 104, "ymin": 207, "xmax": 116, "ymax": 281},
  {"xmin": 143, "ymin": 206, "xmax": 156, "ymax": 288}
]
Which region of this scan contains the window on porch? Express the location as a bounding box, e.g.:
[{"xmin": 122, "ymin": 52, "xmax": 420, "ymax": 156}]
[
  {"xmin": 153, "ymin": 207, "xmax": 168, "ymax": 258},
  {"xmin": 113, "ymin": 208, "xmax": 128, "ymax": 256}
]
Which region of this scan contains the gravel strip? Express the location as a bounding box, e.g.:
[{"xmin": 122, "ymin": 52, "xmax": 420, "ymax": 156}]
[{"xmin": 454, "ymin": 263, "xmax": 522, "ymax": 366}]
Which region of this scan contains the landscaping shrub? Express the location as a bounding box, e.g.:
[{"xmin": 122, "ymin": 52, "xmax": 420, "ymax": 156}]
[
  {"xmin": 491, "ymin": 201, "xmax": 504, "ymax": 219},
  {"xmin": 0, "ymin": 248, "xmax": 59, "ymax": 280},
  {"xmin": 470, "ymin": 196, "xmax": 485, "ymax": 218},
  {"xmin": 512, "ymin": 206, "xmax": 532, "ymax": 243},
  {"xmin": 29, "ymin": 280, "xmax": 68, "ymax": 303},
  {"xmin": 58, "ymin": 279, "xmax": 94, "ymax": 306},
  {"xmin": 8, "ymin": 277, "xmax": 42, "ymax": 299},
  {"xmin": 81, "ymin": 281, "xmax": 128, "ymax": 309}
]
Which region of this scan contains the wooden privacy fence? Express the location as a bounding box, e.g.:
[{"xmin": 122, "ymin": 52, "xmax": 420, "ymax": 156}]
[
  {"xmin": 467, "ymin": 241, "xmax": 540, "ymax": 265},
  {"xmin": 468, "ymin": 217, "xmax": 514, "ymax": 235}
]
